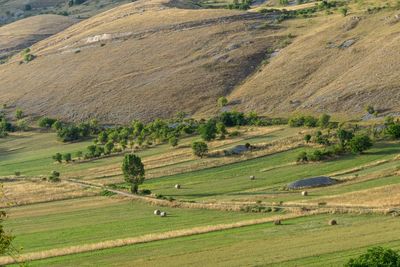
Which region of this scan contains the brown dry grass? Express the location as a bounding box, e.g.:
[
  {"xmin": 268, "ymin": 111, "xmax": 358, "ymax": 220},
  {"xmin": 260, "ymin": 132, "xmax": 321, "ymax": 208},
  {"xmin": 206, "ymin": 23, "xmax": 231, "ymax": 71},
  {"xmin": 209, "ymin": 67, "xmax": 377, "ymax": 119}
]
[
  {"xmin": 0, "ymin": 0, "xmax": 284, "ymax": 123},
  {"xmin": 229, "ymin": 5, "xmax": 400, "ymax": 118},
  {"xmin": 0, "ymin": 178, "xmax": 99, "ymax": 208},
  {"xmin": 0, "ymin": 212, "xmax": 312, "ymax": 265},
  {"xmin": 0, "ymin": 15, "xmax": 75, "ymax": 59},
  {"xmin": 305, "ymin": 184, "xmax": 400, "ymax": 208}
]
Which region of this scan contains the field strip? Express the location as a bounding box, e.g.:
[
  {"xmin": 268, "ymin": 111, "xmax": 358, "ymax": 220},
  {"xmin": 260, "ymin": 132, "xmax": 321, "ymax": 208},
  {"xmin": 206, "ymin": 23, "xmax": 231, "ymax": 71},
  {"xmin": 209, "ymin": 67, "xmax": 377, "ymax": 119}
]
[{"xmin": 0, "ymin": 213, "xmax": 312, "ymax": 265}]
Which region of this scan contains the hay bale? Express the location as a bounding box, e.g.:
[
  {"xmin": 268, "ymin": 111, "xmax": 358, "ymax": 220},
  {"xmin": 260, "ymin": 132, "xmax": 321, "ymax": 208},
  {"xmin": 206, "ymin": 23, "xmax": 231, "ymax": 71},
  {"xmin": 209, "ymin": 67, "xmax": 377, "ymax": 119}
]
[
  {"xmin": 250, "ymin": 175, "xmax": 255, "ymax": 180},
  {"xmin": 302, "ymin": 191, "xmax": 308, "ymax": 196},
  {"xmin": 329, "ymin": 219, "xmax": 337, "ymax": 226},
  {"xmin": 174, "ymin": 184, "xmax": 181, "ymax": 189},
  {"xmin": 160, "ymin": 211, "xmax": 167, "ymax": 217},
  {"xmin": 274, "ymin": 220, "xmax": 281, "ymax": 225},
  {"xmin": 154, "ymin": 209, "xmax": 161, "ymax": 215}
]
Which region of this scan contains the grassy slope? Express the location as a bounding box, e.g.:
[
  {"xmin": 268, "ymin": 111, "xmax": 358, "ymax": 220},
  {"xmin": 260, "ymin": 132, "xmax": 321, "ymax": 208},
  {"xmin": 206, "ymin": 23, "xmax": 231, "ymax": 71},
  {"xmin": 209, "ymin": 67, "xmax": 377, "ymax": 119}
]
[
  {"xmin": 230, "ymin": 3, "xmax": 400, "ymax": 118},
  {"xmin": 143, "ymin": 142, "xmax": 400, "ymax": 201},
  {"xmin": 5, "ymin": 196, "xmax": 272, "ymax": 253},
  {"xmin": 0, "ymin": 0, "xmax": 282, "ymax": 123},
  {"xmin": 0, "ymin": 14, "xmax": 75, "ymax": 59},
  {"xmin": 24, "ymin": 214, "xmax": 400, "ymax": 267}
]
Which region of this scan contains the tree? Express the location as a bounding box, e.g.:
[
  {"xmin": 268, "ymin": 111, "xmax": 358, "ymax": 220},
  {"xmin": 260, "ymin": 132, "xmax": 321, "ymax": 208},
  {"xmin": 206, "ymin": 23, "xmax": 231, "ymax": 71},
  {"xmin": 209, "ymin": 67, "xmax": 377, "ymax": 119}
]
[
  {"xmin": 217, "ymin": 97, "xmax": 228, "ymax": 107},
  {"xmin": 63, "ymin": 153, "xmax": 72, "ymax": 163},
  {"xmin": 304, "ymin": 134, "xmax": 311, "ymax": 143},
  {"xmin": 366, "ymin": 105, "xmax": 375, "ymax": 115},
  {"xmin": 104, "ymin": 141, "xmax": 114, "ymax": 155},
  {"xmin": 348, "ymin": 135, "xmax": 373, "ymax": 154},
  {"xmin": 16, "ymin": 119, "xmax": 28, "ymax": 131},
  {"xmin": 169, "ymin": 136, "xmax": 178, "ymax": 147},
  {"xmin": 52, "ymin": 153, "xmax": 62, "ymax": 163},
  {"xmin": 198, "ymin": 120, "xmax": 217, "ymax": 141},
  {"xmin": 318, "ymin": 113, "xmax": 331, "ymax": 128},
  {"xmin": 38, "ymin": 117, "xmax": 56, "ymax": 128},
  {"xmin": 122, "ymin": 154, "xmax": 145, "ymax": 194},
  {"xmin": 49, "ymin": 170, "xmax": 60, "ymax": 182},
  {"xmin": 192, "ymin": 141, "xmax": 208, "ymax": 158},
  {"xmin": 345, "ymin": 247, "xmax": 400, "ymax": 267},
  {"xmin": 52, "ymin": 120, "xmax": 63, "ymax": 131},
  {"xmin": 386, "ymin": 123, "xmax": 400, "ymax": 139},
  {"xmin": 0, "ymin": 185, "xmax": 13, "ymax": 256},
  {"xmin": 15, "ymin": 109, "xmax": 23, "ymax": 119},
  {"xmin": 337, "ymin": 129, "xmax": 354, "ymax": 148}
]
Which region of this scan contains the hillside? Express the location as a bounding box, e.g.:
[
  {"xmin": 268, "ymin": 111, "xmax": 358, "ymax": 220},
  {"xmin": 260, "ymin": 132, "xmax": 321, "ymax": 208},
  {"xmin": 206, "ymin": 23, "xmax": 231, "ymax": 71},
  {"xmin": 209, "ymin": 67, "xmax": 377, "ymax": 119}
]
[
  {"xmin": 0, "ymin": 0, "xmax": 282, "ymax": 123},
  {"xmin": 229, "ymin": 8, "xmax": 400, "ymax": 118},
  {"xmin": 0, "ymin": 0, "xmax": 400, "ymax": 123},
  {"xmin": 0, "ymin": 14, "xmax": 76, "ymax": 60}
]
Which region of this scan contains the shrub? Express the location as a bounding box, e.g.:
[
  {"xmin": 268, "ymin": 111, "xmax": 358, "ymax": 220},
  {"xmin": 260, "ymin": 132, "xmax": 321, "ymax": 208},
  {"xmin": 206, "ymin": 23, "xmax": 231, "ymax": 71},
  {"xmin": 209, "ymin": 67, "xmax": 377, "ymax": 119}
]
[
  {"xmin": 386, "ymin": 123, "xmax": 400, "ymax": 139},
  {"xmin": 15, "ymin": 109, "xmax": 23, "ymax": 119},
  {"xmin": 304, "ymin": 134, "xmax": 311, "ymax": 143},
  {"xmin": 318, "ymin": 113, "xmax": 331, "ymax": 128},
  {"xmin": 62, "ymin": 153, "xmax": 72, "ymax": 163},
  {"xmin": 345, "ymin": 247, "xmax": 400, "ymax": 267},
  {"xmin": 297, "ymin": 151, "xmax": 308, "ymax": 162},
  {"xmin": 75, "ymin": 151, "xmax": 83, "ymax": 159},
  {"xmin": 339, "ymin": 6, "xmax": 348, "ymax": 16},
  {"xmin": 217, "ymin": 97, "xmax": 228, "ymax": 107},
  {"xmin": 49, "ymin": 171, "xmax": 60, "ymax": 182},
  {"xmin": 14, "ymin": 171, "xmax": 21, "ymax": 177},
  {"xmin": 16, "ymin": 119, "xmax": 28, "ymax": 131},
  {"xmin": 348, "ymin": 135, "xmax": 373, "ymax": 154},
  {"xmin": 366, "ymin": 105, "xmax": 375, "ymax": 115},
  {"xmin": 38, "ymin": 117, "xmax": 56, "ymax": 128},
  {"xmin": 192, "ymin": 141, "xmax": 208, "ymax": 158},
  {"xmin": 169, "ymin": 136, "xmax": 178, "ymax": 147},
  {"xmin": 198, "ymin": 119, "xmax": 217, "ymax": 141},
  {"xmin": 52, "ymin": 153, "xmax": 62, "ymax": 163}
]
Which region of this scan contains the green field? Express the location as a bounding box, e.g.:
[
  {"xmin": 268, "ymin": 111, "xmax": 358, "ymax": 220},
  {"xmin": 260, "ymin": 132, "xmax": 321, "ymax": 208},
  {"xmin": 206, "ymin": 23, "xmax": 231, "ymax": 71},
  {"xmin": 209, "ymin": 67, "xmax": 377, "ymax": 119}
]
[
  {"xmin": 22, "ymin": 214, "xmax": 400, "ymax": 267},
  {"xmin": 5, "ymin": 196, "xmax": 273, "ymax": 253}
]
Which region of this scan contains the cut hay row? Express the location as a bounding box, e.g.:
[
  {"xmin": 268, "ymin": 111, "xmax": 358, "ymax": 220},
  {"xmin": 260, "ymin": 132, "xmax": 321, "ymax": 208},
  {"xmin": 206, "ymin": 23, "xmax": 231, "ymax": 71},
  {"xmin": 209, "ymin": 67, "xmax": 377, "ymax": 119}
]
[
  {"xmin": 328, "ymin": 156, "xmax": 400, "ymax": 177},
  {"xmin": 0, "ymin": 212, "xmax": 312, "ymax": 265}
]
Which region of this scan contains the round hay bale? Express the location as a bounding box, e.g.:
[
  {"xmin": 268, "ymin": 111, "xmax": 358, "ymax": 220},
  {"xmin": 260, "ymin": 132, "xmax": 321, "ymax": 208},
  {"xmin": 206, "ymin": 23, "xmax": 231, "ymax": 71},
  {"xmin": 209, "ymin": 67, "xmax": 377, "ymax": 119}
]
[
  {"xmin": 302, "ymin": 191, "xmax": 308, "ymax": 196},
  {"xmin": 175, "ymin": 184, "xmax": 181, "ymax": 189},
  {"xmin": 274, "ymin": 220, "xmax": 281, "ymax": 225},
  {"xmin": 250, "ymin": 175, "xmax": 255, "ymax": 180},
  {"xmin": 160, "ymin": 211, "xmax": 167, "ymax": 217},
  {"xmin": 154, "ymin": 209, "xmax": 161, "ymax": 215},
  {"xmin": 329, "ymin": 219, "xmax": 337, "ymax": 226}
]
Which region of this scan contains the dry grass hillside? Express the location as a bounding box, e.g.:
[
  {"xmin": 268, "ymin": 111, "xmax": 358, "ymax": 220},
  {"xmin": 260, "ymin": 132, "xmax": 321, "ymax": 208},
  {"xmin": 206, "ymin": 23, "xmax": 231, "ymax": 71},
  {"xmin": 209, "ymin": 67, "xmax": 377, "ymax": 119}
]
[
  {"xmin": 0, "ymin": 14, "xmax": 76, "ymax": 60},
  {"xmin": 230, "ymin": 4, "xmax": 400, "ymax": 117},
  {"xmin": 1, "ymin": 0, "xmax": 400, "ymax": 122},
  {"xmin": 0, "ymin": 0, "xmax": 283, "ymax": 123}
]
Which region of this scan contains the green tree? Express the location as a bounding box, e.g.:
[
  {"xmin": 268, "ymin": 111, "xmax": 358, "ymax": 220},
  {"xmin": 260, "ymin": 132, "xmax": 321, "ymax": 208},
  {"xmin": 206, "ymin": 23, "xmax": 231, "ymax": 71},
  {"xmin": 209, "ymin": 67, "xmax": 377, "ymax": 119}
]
[
  {"xmin": 122, "ymin": 154, "xmax": 145, "ymax": 194},
  {"xmin": 52, "ymin": 153, "xmax": 62, "ymax": 163},
  {"xmin": 0, "ymin": 185, "xmax": 13, "ymax": 256},
  {"xmin": 217, "ymin": 97, "xmax": 228, "ymax": 107},
  {"xmin": 38, "ymin": 117, "xmax": 56, "ymax": 128},
  {"xmin": 15, "ymin": 109, "xmax": 23, "ymax": 119},
  {"xmin": 49, "ymin": 170, "xmax": 61, "ymax": 182},
  {"xmin": 348, "ymin": 135, "xmax": 373, "ymax": 154},
  {"xmin": 104, "ymin": 141, "xmax": 114, "ymax": 155},
  {"xmin": 63, "ymin": 153, "xmax": 72, "ymax": 163},
  {"xmin": 304, "ymin": 134, "xmax": 311, "ymax": 143},
  {"xmin": 345, "ymin": 247, "xmax": 400, "ymax": 267},
  {"xmin": 192, "ymin": 141, "xmax": 208, "ymax": 158},
  {"xmin": 337, "ymin": 129, "xmax": 354, "ymax": 148},
  {"xmin": 386, "ymin": 123, "xmax": 400, "ymax": 139},
  {"xmin": 318, "ymin": 113, "xmax": 331, "ymax": 128},
  {"xmin": 199, "ymin": 120, "xmax": 217, "ymax": 141},
  {"xmin": 169, "ymin": 136, "xmax": 178, "ymax": 147}
]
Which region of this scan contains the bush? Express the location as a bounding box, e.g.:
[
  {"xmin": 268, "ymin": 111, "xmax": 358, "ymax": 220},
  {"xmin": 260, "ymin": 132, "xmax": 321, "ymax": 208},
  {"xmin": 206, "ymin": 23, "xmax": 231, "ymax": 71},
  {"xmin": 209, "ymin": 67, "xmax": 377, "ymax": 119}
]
[
  {"xmin": 318, "ymin": 113, "xmax": 331, "ymax": 128},
  {"xmin": 386, "ymin": 123, "xmax": 400, "ymax": 139},
  {"xmin": 52, "ymin": 153, "xmax": 62, "ymax": 163},
  {"xmin": 38, "ymin": 117, "xmax": 56, "ymax": 128},
  {"xmin": 198, "ymin": 120, "xmax": 217, "ymax": 141},
  {"xmin": 348, "ymin": 135, "xmax": 373, "ymax": 154},
  {"xmin": 217, "ymin": 97, "xmax": 228, "ymax": 107},
  {"xmin": 62, "ymin": 153, "xmax": 72, "ymax": 163},
  {"xmin": 49, "ymin": 171, "xmax": 60, "ymax": 182},
  {"xmin": 192, "ymin": 141, "xmax": 208, "ymax": 158},
  {"xmin": 345, "ymin": 247, "xmax": 400, "ymax": 267},
  {"xmin": 297, "ymin": 151, "xmax": 308, "ymax": 162},
  {"xmin": 15, "ymin": 109, "xmax": 23, "ymax": 119},
  {"xmin": 169, "ymin": 136, "xmax": 178, "ymax": 147}
]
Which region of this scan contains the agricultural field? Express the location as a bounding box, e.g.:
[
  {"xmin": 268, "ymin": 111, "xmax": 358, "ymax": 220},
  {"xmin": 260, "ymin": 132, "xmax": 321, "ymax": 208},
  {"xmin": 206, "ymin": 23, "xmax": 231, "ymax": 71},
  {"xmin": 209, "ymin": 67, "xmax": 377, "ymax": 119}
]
[
  {"xmin": 1, "ymin": 111, "xmax": 400, "ymax": 266},
  {"xmin": 1, "ymin": 0, "xmax": 400, "ymax": 265}
]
